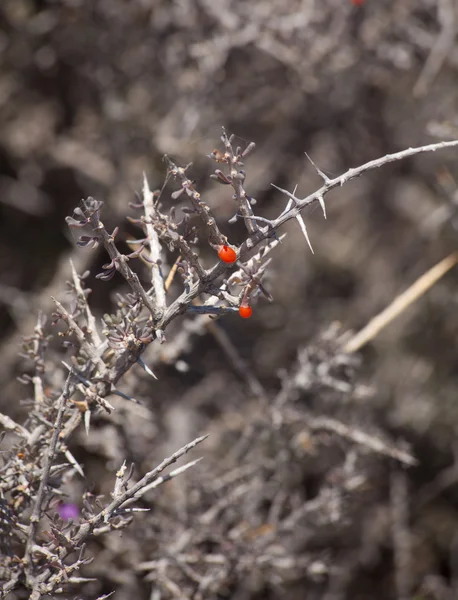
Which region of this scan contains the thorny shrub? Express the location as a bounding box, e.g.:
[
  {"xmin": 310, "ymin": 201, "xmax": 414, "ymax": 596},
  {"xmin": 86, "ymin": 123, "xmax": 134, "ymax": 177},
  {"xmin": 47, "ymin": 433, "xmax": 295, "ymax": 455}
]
[{"xmin": 1, "ymin": 130, "xmax": 458, "ymax": 599}]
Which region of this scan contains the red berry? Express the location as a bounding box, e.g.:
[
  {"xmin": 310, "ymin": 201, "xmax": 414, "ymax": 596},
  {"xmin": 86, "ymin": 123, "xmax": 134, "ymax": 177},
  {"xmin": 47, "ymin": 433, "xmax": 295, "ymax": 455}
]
[
  {"xmin": 352, "ymin": 0, "xmax": 365, "ymax": 5},
  {"xmin": 218, "ymin": 245, "xmax": 237, "ymax": 263},
  {"xmin": 239, "ymin": 305, "xmax": 253, "ymax": 319}
]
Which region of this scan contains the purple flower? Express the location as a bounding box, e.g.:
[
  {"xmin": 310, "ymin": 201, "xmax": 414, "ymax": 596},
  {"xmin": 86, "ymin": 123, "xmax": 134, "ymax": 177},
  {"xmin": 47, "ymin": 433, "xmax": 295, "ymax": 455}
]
[{"xmin": 57, "ymin": 503, "xmax": 79, "ymax": 521}]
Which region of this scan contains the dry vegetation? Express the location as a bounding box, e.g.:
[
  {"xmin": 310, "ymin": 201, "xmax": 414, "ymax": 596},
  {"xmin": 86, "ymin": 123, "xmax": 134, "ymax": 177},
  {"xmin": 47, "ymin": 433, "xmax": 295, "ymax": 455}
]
[{"xmin": 2, "ymin": 1, "xmax": 458, "ymax": 599}]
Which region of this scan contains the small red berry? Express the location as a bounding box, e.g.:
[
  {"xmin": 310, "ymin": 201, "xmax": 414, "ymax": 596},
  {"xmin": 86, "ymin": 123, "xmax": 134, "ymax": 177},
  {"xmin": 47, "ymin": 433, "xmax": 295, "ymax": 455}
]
[
  {"xmin": 352, "ymin": 0, "xmax": 365, "ymax": 5},
  {"xmin": 218, "ymin": 245, "xmax": 237, "ymax": 263},
  {"xmin": 239, "ymin": 305, "xmax": 253, "ymax": 319}
]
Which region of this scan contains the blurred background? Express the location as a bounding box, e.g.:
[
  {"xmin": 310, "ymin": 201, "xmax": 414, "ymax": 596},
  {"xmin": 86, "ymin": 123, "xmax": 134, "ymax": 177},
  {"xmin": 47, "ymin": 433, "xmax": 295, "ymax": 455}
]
[{"xmin": 2, "ymin": 1, "xmax": 458, "ymax": 599}]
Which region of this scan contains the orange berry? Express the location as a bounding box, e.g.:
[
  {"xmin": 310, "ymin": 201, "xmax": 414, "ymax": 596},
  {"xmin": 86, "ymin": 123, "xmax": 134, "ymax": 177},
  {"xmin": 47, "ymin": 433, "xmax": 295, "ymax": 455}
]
[
  {"xmin": 239, "ymin": 305, "xmax": 253, "ymax": 319},
  {"xmin": 218, "ymin": 245, "xmax": 237, "ymax": 263}
]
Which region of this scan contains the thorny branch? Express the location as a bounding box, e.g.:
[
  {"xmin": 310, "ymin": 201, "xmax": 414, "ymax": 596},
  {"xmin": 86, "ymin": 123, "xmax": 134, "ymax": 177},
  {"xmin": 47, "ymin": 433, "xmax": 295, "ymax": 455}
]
[
  {"xmin": 1, "ymin": 131, "xmax": 458, "ymax": 599},
  {"xmin": 162, "ymin": 138, "xmax": 458, "ymax": 331},
  {"xmin": 142, "ymin": 175, "xmax": 167, "ymax": 315},
  {"xmin": 25, "ymin": 436, "xmax": 207, "ymax": 600},
  {"xmin": 25, "ymin": 372, "xmax": 74, "ymax": 585}
]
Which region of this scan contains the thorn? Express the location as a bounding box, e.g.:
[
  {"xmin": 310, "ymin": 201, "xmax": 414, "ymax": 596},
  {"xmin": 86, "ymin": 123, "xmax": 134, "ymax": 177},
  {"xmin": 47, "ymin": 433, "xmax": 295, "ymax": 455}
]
[
  {"xmin": 279, "ymin": 198, "xmax": 295, "ymax": 219},
  {"xmin": 137, "ymin": 356, "xmax": 158, "ymax": 380},
  {"xmin": 84, "ymin": 409, "xmax": 91, "ymax": 436},
  {"xmin": 64, "ymin": 449, "xmax": 85, "ymax": 478},
  {"xmin": 236, "ymin": 213, "xmax": 273, "ymax": 227},
  {"xmin": 275, "ymin": 184, "xmax": 299, "ymax": 219},
  {"xmin": 270, "ymin": 230, "xmax": 282, "ymax": 243},
  {"xmin": 271, "ymin": 183, "xmax": 298, "ymax": 204},
  {"xmin": 61, "ymin": 361, "xmax": 90, "ymax": 387},
  {"xmin": 95, "ymin": 592, "xmax": 116, "ymax": 600},
  {"xmin": 296, "ymin": 214, "xmax": 314, "ymax": 254},
  {"xmin": 111, "ymin": 388, "xmax": 140, "ymax": 404},
  {"xmin": 102, "ymin": 398, "xmax": 116, "ymax": 412},
  {"xmin": 142, "ymin": 172, "xmax": 153, "ymax": 204},
  {"xmin": 318, "ymin": 194, "xmax": 327, "ymax": 219},
  {"xmin": 69, "ymin": 259, "xmax": 78, "ymax": 281},
  {"xmin": 305, "ymin": 152, "xmax": 331, "ymax": 183}
]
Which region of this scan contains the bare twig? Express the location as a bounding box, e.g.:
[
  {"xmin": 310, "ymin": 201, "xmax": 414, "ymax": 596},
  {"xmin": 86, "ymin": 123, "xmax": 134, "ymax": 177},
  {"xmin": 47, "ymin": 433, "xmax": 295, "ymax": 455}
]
[
  {"xmin": 142, "ymin": 174, "xmax": 167, "ymax": 313},
  {"xmin": 414, "ymin": 0, "xmax": 456, "ymax": 97},
  {"xmin": 165, "ymin": 254, "xmax": 182, "ymax": 292},
  {"xmin": 26, "ymin": 435, "xmax": 207, "ymax": 599},
  {"xmin": 160, "ymin": 139, "xmax": 458, "ymax": 331},
  {"xmin": 25, "ymin": 372, "xmax": 75, "ymax": 585},
  {"xmin": 6, "ymin": 133, "xmax": 458, "ymax": 599},
  {"xmin": 343, "ymin": 251, "xmax": 458, "ymax": 353},
  {"xmin": 76, "ymin": 198, "xmax": 162, "ymax": 323},
  {"xmin": 51, "ymin": 297, "xmax": 107, "ymax": 376},
  {"xmin": 70, "ymin": 260, "xmax": 102, "ymax": 347},
  {"xmin": 219, "ymin": 128, "xmax": 259, "ymax": 235},
  {"xmin": 309, "ymin": 417, "xmax": 417, "ymax": 466},
  {"xmin": 164, "ymin": 156, "xmax": 226, "ymax": 248}
]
